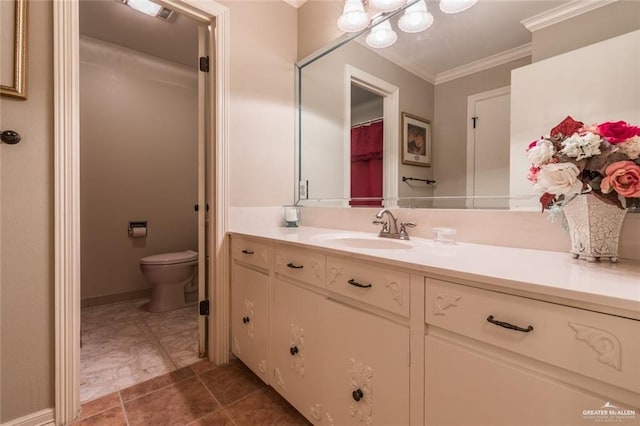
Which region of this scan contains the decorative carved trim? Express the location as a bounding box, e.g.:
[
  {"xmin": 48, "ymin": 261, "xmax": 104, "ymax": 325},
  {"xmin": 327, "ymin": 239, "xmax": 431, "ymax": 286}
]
[
  {"xmin": 328, "ymin": 266, "xmax": 343, "ymax": 286},
  {"xmin": 384, "ymin": 278, "xmax": 403, "ymax": 306},
  {"xmin": 244, "ymin": 299, "xmax": 255, "ymax": 339},
  {"xmin": 232, "ymin": 336, "xmax": 240, "ymax": 355},
  {"xmin": 310, "ymin": 403, "xmax": 322, "ymax": 421},
  {"xmin": 312, "ymin": 261, "xmax": 322, "ymax": 279},
  {"xmin": 274, "ymin": 367, "xmax": 285, "ymax": 390},
  {"xmin": 569, "ymin": 322, "xmax": 621, "ymax": 371},
  {"xmin": 434, "ymin": 293, "xmax": 461, "ymax": 315},
  {"xmin": 349, "ymin": 358, "xmax": 373, "ymax": 425},
  {"xmin": 258, "ymin": 359, "xmax": 266, "ymax": 374},
  {"xmin": 290, "ymin": 323, "xmax": 305, "ymax": 376},
  {"xmin": 326, "ymin": 412, "xmax": 335, "ymax": 426}
]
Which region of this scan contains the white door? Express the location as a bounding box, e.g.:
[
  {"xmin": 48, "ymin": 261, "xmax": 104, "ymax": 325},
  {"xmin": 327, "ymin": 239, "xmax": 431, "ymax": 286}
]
[{"xmin": 466, "ymin": 87, "xmax": 510, "ymax": 209}]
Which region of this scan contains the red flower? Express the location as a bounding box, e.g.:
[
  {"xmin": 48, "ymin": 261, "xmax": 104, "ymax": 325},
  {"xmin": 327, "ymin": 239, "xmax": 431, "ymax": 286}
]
[
  {"xmin": 596, "ymin": 121, "xmax": 640, "ymax": 144},
  {"xmin": 539, "ymin": 192, "xmax": 556, "ymax": 211},
  {"xmin": 550, "ymin": 116, "xmax": 584, "ymax": 138}
]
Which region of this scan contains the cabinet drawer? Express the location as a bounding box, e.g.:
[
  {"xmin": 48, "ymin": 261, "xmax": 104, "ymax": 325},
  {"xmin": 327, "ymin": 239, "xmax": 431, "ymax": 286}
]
[
  {"xmin": 275, "ymin": 246, "xmax": 325, "ymax": 289},
  {"xmin": 231, "ymin": 236, "xmax": 272, "ymax": 269},
  {"xmin": 425, "ymin": 279, "xmax": 640, "ymax": 394},
  {"xmin": 327, "ymin": 257, "xmax": 410, "ymax": 317}
]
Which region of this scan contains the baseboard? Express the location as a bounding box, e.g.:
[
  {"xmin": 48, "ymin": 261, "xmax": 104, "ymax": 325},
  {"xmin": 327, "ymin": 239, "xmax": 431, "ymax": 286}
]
[
  {"xmin": 81, "ymin": 288, "xmax": 151, "ymax": 309},
  {"xmin": 1, "ymin": 409, "xmax": 54, "ymax": 426}
]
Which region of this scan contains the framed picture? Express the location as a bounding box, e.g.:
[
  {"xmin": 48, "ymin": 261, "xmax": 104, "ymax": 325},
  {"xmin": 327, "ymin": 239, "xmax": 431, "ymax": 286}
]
[
  {"xmin": 1, "ymin": 0, "xmax": 28, "ymax": 99},
  {"xmin": 401, "ymin": 112, "xmax": 431, "ymax": 167}
]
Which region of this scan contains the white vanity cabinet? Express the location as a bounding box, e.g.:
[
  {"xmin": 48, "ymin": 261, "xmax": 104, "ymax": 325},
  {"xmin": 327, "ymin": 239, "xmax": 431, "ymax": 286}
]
[
  {"xmin": 424, "ymin": 278, "xmax": 640, "ymax": 425},
  {"xmin": 230, "ymin": 237, "xmax": 271, "ymax": 383},
  {"xmin": 271, "ymin": 278, "xmax": 325, "ymax": 424},
  {"xmin": 323, "ymin": 299, "xmax": 410, "ymax": 426}
]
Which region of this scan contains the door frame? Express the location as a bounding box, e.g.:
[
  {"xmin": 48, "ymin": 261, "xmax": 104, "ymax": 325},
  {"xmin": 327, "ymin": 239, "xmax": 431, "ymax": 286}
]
[
  {"xmin": 343, "ymin": 65, "xmax": 399, "ymax": 207},
  {"xmin": 53, "ymin": 1, "xmax": 230, "ymax": 423}
]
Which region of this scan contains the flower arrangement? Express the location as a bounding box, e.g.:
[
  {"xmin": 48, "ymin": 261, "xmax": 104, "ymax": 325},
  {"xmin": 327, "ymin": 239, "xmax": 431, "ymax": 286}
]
[{"xmin": 526, "ymin": 116, "xmax": 640, "ymax": 211}]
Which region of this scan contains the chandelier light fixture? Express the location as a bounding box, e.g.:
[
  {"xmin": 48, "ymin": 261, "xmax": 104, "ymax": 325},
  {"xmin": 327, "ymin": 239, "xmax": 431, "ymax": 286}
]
[
  {"xmin": 337, "ymin": 0, "xmax": 477, "ymax": 48},
  {"xmin": 365, "ymin": 20, "xmax": 398, "ymax": 48},
  {"xmin": 439, "ymin": 0, "xmax": 479, "ymax": 14}
]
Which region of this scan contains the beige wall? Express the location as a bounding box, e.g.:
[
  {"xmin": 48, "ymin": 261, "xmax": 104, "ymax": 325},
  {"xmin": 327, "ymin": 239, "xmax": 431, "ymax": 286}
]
[
  {"xmin": 223, "ymin": 1, "xmax": 298, "ymax": 207},
  {"xmin": 80, "ymin": 37, "xmax": 198, "ymax": 302},
  {"xmin": 297, "ymin": 0, "xmax": 343, "ymax": 60},
  {"xmin": 532, "ymin": 1, "xmax": 640, "ymax": 62},
  {"xmin": 0, "ymin": 1, "xmax": 54, "ymax": 422},
  {"xmin": 432, "ymin": 57, "xmax": 531, "ymax": 207}
]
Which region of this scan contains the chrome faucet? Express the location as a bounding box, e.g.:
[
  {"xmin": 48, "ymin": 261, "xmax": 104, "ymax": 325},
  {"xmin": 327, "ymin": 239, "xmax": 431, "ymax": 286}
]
[{"xmin": 373, "ymin": 209, "xmax": 416, "ymax": 240}]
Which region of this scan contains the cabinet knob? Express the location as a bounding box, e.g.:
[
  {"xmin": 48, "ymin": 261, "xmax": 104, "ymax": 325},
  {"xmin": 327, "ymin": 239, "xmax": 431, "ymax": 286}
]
[
  {"xmin": 289, "ymin": 345, "xmax": 299, "ymax": 356},
  {"xmin": 352, "ymin": 388, "xmax": 364, "ymax": 402},
  {"xmin": 242, "ymin": 316, "xmax": 250, "ymax": 324}
]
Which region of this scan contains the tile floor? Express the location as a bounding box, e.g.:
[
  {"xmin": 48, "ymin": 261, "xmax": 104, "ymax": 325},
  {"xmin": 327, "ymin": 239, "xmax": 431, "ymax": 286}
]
[
  {"xmin": 72, "ymin": 359, "xmax": 310, "ymax": 426},
  {"xmin": 81, "ymin": 299, "xmax": 200, "ymax": 403}
]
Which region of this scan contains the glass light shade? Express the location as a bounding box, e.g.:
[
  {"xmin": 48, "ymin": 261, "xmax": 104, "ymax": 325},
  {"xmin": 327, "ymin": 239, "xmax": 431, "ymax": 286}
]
[
  {"xmin": 337, "ymin": 0, "xmax": 370, "ymax": 32},
  {"xmin": 126, "ymin": 0, "xmax": 162, "ymax": 16},
  {"xmin": 368, "ymin": 0, "xmax": 406, "ymax": 12},
  {"xmin": 398, "ymin": 0, "xmax": 433, "ymax": 33},
  {"xmin": 439, "ymin": 0, "xmax": 479, "ymax": 14},
  {"xmin": 365, "ymin": 20, "xmax": 398, "ymax": 49}
]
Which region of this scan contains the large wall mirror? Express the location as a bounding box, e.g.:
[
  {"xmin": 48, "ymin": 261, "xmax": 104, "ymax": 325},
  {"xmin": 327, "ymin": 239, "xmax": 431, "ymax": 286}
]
[{"xmin": 296, "ymin": 0, "xmax": 640, "ymax": 210}]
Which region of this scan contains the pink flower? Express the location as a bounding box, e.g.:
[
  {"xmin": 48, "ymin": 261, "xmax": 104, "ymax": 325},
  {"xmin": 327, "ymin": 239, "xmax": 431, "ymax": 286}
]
[
  {"xmin": 527, "ymin": 166, "xmax": 540, "ymax": 183},
  {"xmin": 601, "ymin": 160, "xmax": 640, "ymax": 197},
  {"xmin": 596, "ymin": 121, "xmax": 640, "ymax": 144}
]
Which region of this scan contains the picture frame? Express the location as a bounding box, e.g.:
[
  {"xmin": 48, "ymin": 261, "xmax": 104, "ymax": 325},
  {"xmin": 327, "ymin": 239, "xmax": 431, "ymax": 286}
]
[
  {"xmin": 1, "ymin": 0, "xmax": 28, "ymax": 99},
  {"xmin": 401, "ymin": 112, "xmax": 431, "ymax": 167}
]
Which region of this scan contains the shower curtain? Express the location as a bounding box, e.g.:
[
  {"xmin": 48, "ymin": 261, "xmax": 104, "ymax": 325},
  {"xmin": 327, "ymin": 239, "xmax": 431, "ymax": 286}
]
[{"xmin": 350, "ymin": 120, "xmax": 383, "ymax": 207}]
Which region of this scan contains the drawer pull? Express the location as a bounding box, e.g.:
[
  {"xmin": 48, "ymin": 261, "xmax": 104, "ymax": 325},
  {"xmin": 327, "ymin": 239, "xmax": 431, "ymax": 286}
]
[
  {"xmin": 352, "ymin": 388, "xmax": 364, "ymax": 402},
  {"xmin": 241, "ymin": 249, "xmax": 254, "ymax": 255},
  {"xmin": 348, "ymin": 278, "xmax": 372, "ymax": 289},
  {"xmin": 486, "ymin": 315, "xmax": 533, "ymax": 333},
  {"xmin": 242, "ymin": 316, "xmax": 250, "ymax": 324},
  {"xmin": 290, "ymin": 345, "xmax": 299, "ymax": 356},
  {"xmin": 286, "ymin": 262, "xmax": 304, "ymax": 269}
]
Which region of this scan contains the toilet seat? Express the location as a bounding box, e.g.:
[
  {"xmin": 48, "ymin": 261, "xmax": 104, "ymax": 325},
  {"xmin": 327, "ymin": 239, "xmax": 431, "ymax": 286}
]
[{"xmin": 140, "ymin": 250, "xmax": 198, "ymax": 266}]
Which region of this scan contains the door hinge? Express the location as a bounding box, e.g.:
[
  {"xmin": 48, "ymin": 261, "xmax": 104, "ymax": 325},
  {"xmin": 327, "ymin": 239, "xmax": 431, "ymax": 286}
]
[
  {"xmin": 199, "ymin": 56, "xmax": 210, "ymax": 73},
  {"xmin": 472, "ymin": 116, "xmax": 478, "ymax": 129},
  {"xmin": 199, "ymin": 299, "xmax": 210, "ymax": 316}
]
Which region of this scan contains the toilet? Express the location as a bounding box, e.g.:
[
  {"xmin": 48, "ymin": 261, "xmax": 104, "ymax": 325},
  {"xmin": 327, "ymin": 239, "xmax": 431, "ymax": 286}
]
[{"xmin": 140, "ymin": 250, "xmax": 198, "ymax": 313}]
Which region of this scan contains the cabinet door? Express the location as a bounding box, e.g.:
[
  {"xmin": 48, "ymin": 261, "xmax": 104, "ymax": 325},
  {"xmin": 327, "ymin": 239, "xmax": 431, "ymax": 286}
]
[
  {"xmin": 323, "ymin": 299, "xmax": 410, "ymax": 426},
  {"xmin": 425, "ymin": 335, "xmax": 609, "ymax": 426},
  {"xmin": 271, "ymin": 279, "xmax": 325, "ymax": 424},
  {"xmin": 231, "ymin": 264, "xmax": 269, "ymax": 383}
]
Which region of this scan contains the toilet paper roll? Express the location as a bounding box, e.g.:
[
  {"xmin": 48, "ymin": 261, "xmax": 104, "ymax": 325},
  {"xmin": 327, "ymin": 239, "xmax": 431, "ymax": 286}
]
[{"xmin": 131, "ymin": 227, "xmax": 147, "ymax": 238}]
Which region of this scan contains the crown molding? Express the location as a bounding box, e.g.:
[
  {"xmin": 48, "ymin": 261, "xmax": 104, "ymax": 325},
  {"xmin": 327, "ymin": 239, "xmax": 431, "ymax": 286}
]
[
  {"xmin": 435, "ymin": 43, "xmax": 532, "ymax": 85},
  {"xmin": 283, "ymin": 0, "xmax": 308, "ymax": 8},
  {"xmin": 521, "ymin": 0, "xmax": 619, "ymax": 32}
]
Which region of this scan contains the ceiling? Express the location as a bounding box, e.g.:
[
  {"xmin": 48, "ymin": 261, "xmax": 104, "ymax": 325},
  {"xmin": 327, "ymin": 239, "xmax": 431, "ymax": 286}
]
[
  {"xmin": 79, "ymin": 0, "xmax": 575, "ymax": 81},
  {"xmin": 79, "ymin": 0, "xmax": 200, "ymax": 68},
  {"xmin": 354, "ymin": 0, "xmax": 572, "ymax": 83}
]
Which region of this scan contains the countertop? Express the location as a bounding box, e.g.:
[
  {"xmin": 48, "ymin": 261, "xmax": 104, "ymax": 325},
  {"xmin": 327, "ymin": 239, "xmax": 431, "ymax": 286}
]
[{"xmin": 228, "ymin": 226, "xmax": 640, "ymax": 320}]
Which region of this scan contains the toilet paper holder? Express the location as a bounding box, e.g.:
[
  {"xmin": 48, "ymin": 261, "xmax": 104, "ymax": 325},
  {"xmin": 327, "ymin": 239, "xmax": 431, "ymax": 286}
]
[{"xmin": 128, "ymin": 221, "xmax": 148, "ymax": 238}]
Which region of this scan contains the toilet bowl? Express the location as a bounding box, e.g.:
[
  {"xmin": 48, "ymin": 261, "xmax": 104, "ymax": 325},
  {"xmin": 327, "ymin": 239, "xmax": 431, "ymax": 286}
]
[{"xmin": 140, "ymin": 250, "xmax": 198, "ymax": 313}]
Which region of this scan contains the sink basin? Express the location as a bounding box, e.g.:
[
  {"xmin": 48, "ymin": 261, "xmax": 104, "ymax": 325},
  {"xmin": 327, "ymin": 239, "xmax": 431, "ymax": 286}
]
[{"xmin": 311, "ymin": 233, "xmax": 414, "ymax": 250}]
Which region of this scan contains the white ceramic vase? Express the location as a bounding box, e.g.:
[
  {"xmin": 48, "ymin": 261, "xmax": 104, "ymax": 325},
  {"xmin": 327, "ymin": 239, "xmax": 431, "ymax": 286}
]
[{"xmin": 562, "ymin": 193, "xmax": 627, "ymax": 262}]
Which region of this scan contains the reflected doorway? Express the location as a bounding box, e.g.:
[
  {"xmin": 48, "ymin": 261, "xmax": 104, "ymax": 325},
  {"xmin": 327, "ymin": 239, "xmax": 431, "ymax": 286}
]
[{"xmin": 350, "ymin": 85, "xmax": 384, "ymax": 207}]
